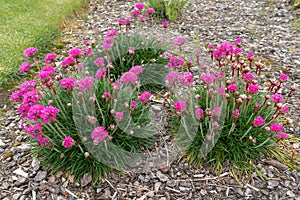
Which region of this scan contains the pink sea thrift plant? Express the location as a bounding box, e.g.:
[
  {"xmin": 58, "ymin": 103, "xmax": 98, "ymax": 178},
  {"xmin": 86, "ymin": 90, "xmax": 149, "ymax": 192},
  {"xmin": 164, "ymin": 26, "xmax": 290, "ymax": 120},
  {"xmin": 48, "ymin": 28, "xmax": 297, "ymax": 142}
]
[
  {"xmin": 271, "ymin": 94, "xmax": 283, "ymax": 103},
  {"xmin": 179, "ymin": 72, "xmax": 194, "ymax": 86},
  {"xmin": 44, "ymin": 53, "xmax": 57, "ymax": 64},
  {"xmin": 168, "ymin": 56, "xmax": 184, "ymax": 69},
  {"xmin": 96, "ymin": 68, "xmax": 107, "ymax": 80},
  {"xmin": 138, "ymin": 91, "xmax": 151, "ymax": 103},
  {"xmin": 63, "ymin": 136, "xmax": 73, "ymax": 148},
  {"xmin": 92, "ymin": 126, "xmax": 108, "ymax": 144},
  {"xmin": 120, "ymin": 72, "xmax": 138, "ymax": 85},
  {"xmin": 162, "ymin": 21, "xmax": 169, "ymax": 28},
  {"xmin": 145, "ymin": 8, "xmax": 155, "ymax": 15},
  {"xmin": 253, "ymin": 116, "xmax": 265, "ymax": 127},
  {"xmin": 270, "ymin": 123, "xmax": 283, "ymax": 133},
  {"xmin": 68, "ymin": 48, "xmax": 83, "ymax": 58},
  {"xmin": 60, "ymin": 78, "xmax": 76, "ymax": 91},
  {"xmin": 135, "ymin": 2, "xmax": 144, "ymax": 10},
  {"xmin": 78, "ymin": 77, "xmax": 94, "ymax": 91},
  {"xmin": 174, "ymin": 101, "xmax": 186, "ymax": 114},
  {"xmin": 129, "ymin": 66, "xmax": 143, "ymax": 74},
  {"xmin": 165, "ymin": 71, "xmax": 179, "ymax": 85},
  {"xmin": 19, "ymin": 62, "xmax": 31, "ymax": 73},
  {"xmin": 24, "ymin": 47, "xmax": 38, "ymax": 58}
]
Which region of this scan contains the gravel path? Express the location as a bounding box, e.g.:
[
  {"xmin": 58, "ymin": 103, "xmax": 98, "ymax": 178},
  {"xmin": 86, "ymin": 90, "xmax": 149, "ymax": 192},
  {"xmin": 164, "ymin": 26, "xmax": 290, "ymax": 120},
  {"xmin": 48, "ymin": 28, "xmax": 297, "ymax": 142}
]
[{"xmin": 1, "ymin": 0, "xmax": 299, "ymax": 199}]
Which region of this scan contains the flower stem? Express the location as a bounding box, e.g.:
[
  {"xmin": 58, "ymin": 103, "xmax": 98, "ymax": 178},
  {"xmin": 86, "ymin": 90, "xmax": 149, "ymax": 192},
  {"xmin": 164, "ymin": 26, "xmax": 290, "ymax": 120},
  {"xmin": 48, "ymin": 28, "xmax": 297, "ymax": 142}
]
[{"xmin": 240, "ymin": 126, "xmax": 252, "ymax": 141}]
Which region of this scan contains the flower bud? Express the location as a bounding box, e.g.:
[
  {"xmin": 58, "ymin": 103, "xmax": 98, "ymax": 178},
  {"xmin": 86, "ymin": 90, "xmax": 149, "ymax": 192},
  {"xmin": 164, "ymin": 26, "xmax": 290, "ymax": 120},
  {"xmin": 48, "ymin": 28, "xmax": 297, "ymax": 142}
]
[
  {"xmin": 67, "ymin": 103, "xmax": 72, "ymax": 107},
  {"xmin": 128, "ymin": 130, "xmax": 134, "ymax": 135},
  {"xmin": 195, "ymin": 94, "xmax": 201, "ymax": 99},
  {"xmin": 276, "ymin": 103, "xmax": 282, "ymax": 109},
  {"xmin": 89, "ymin": 97, "xmax": 95, "ymax": 103},
  {"xmin": 48, "ymin": 100, "xmax": 54, "ymax": 106},
  {"xmin": 110, "ymin": 124, "xmax": 115, "ymax": 131},
  {"xmin": 85, "ymin": 71, "xmax": 90, "ymax": 76},
  {"xmin": 84, "ymin": 152, "xmax": 90, "ymax": 158},
  {"xmin": 110, "ymin": 109, "xmax": 115, "ymax": 115},
  {"xmin": 264, "ymin": 127, "xmax": 270, "ymax": 132},
  {"xmin": 124, "ymin": 103, "xmax": 129, "ymax": 108}
]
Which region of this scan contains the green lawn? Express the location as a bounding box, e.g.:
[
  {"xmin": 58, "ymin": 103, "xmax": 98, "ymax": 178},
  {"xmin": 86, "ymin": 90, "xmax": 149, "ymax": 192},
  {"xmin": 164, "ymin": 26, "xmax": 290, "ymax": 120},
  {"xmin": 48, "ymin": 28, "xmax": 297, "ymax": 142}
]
[{"xmin": 0, "ymin": 0, "xmax": 88, "ymax": 88}]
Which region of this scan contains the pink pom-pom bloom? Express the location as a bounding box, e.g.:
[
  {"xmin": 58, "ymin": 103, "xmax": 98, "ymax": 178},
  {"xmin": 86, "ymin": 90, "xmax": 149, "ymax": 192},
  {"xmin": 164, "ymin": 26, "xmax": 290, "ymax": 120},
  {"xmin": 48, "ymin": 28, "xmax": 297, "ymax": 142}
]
[
  {"xmin": 131, "ymin": 10, "xmax": 141, "ymax": 18},
  {"xmin": 38, "ymin": 136, "xmax": 49, "ymax": 147},
  {"xmin": 68, "ymin": 48, "xmax": 83, "ymax": 58},
  {"xmin": 138, "ymin": 91, "xmax": 151, "ymax": 103},
  {"xmin": 102, "ymin": 92, "xmax": 111, "ymax": 100},
  {"xmin": 168, "ymin": 56, "xmax": 184, "ymax": 69},
  {"xmin": 201, "ymin": 73, "xmax": 216, "ymax": 84},
  {"xmin": 233, "ymin": 48, "xmax": 243, "ymax": 54},
  {"xmin": 115, "ymin": 112, "xmax": 124, "ymax": 121},
  {"xmin": 243, "ymin": 73, "xmax": 255, "ymax": 82},
  {"xmin": 213, "ymin": 42, "xmax": 234, "ymax": 59},
  {"xmin": 247, "ymin": 85, "xmax": 259, "ymax": 94},
  {"xmin": 20, "ymin": 80, "xmax": 37, "ymax": 93},
  {"xmin": 23, "ymin": 89, "xmax": 40, "ymax": 105},
  {"xmin": 279, "ymin": 74, "xmax": 289, "ymax": 82},
  {"xmin": 62, "ymin": 57, "xmax": 75, "ymax": 68},
  {"xmin": 208, "ymin": 44, "xmax": 214, "ymax": 49},
  {"xmin": 227, "ymin": 84, "xmax": 238, "ymax": 92},
  {"xmin": 135, "ymin": 2, "xmax": 144, "ymax": 10},
  {"xmin": 94, "ymin": 57, "xmax": 105, "ymax": 67},
  {"xmin": 247, "ymin": 52, "xmax": 254, "ymax": 59},
  {"xmin": 254, "ymin": 103, "xmax": 261, "ymax": 110},
  {"xmin": 113, "ymin": 81, "xmax": 121, "ymax": 90},
  {"xmin": 232, "ymin": 109, "xmax": 239, "ymax": 117},
  {"xmin": 270, "ymin": 123, "xmax": 283, "ymax": 133},
  {"xmin": 281, "ymin": 105, "xmax": 289, "ymax": 113},
  {"xmin": 271, "ymin": 94, "xmax": 283, "ymax": 103},
  {"xmin": 78, "ymin": 77, "xmax": 94, "ymax": 91},
  {"xmin": 44, "ymin": 53, "xmax": 57, "ymax": 63},
  {"xmin": 139, "ymin": 15, "xmax": 147, "ymax": 22},
  {"xmin": 195, "ymin": 108, "xmax": 203, "ymax": 119},
  {"xmin": 179, "ymin": 72, "xmax": 194, "ymax": 86},
  {"xmin": 277, "ymin": 132, "xmax": 288, "ymax": 139},
  {"xmin": 173, "ymin": 101, "xmax": 186, "ymax": 113},
  {"xmin": 19, "ymin": 62, "xmax": 31, "ymax": 73},
  {"xmin": 41, "ymin": 106, "xmax": 60, "ymax": 124},
  {"xmin": 60, "ymin": 78, "xmax": 76, "ymax": 90},
  {"xmin": 252, "ymin": 116, "xmax": 265, "ymax": 127},
  {"xmin": 63, "ymin": 136, "xmax": 73, "ymax": 148},
  {"xmin": 173, "ymin": 37, "xmax": 186, "ymax": 46},
  {"xmin": 23, "ymin": 47, "xmax": 38, "ymax": 58},
  {"xmin": 234, "ymin": 38, "xmax": 242, "ymax": 44},
  {"xmin": 106, "ymin": 29, "xmax": 118, "ymax": 37},
  {"xmin": 27, "ymin": 104, "xmax": 45, "ymax": 121},
  {"xmin": 83, "ymin": 40, "xmax": 89, "ymax": 45},
  {"xmin": 38, "ymin": 66, "xmax": 55, "ymax": 80},
  {"xmin": 129, "ymin": 66, "xmax": 143, "ymax": 75},
  {"xmin": 28, "ymin": 122, "xmax": 43, "ymax": 138},
  {"xmin": 145, "ymin": 8, "xmax": 155, "ymax": 15},
  {"xmin": 92, "ymin": 126, "xmax": 108, "ymax": 144},
  {"xmin": 96, "ymin": 68, "xmax": 107, "ymax": 80},
  {"xmin": 165, "ymin": 71, "xmax": 179, "ymax": 85},
  {"xmin": 162, "ymin": 21, "xmax": 169, "ymax": 28},
  {"xmin": 11, "ymin": 90, "xmax": 24, "ymax": 102},
  {"xmin": 130, "ymin": 101, "xmax": 137, "ymax": 111},
  {"xmin": 120, "ymin": 72, "xmax": 138, "ymax": 85}
]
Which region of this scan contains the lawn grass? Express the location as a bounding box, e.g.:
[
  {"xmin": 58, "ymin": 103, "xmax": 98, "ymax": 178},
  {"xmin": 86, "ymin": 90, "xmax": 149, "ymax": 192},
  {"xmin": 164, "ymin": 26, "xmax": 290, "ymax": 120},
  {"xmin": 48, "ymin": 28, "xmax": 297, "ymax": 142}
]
[{"xmin": 0, "ymin": 0, "xmax": 88, "ymax": 89}]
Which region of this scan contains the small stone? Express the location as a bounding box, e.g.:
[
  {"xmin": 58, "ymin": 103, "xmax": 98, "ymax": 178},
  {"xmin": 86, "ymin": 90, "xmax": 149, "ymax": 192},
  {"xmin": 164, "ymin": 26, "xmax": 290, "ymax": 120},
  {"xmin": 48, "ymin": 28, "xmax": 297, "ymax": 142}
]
[
  {"xmin": 154, "ymin": 182, "xmax": 162, "ymax": 192},
  {"xmin": 80, "ymin": 173, "xmax": 92, "ymax": 187},
  {"xmin": 32, "ymin": 190, "xmax": 37, "ymax": 200},
  {"xmin": 200, "ymin": 189, "xmax": 207, "ymax": 195},
  {"xmin": 156, "ymin": 171, "xmax": 169, "ymax": 182},
  {"xmin": 34, "ymin": 171, "xmax": 47, "ymax": 182},
  {"xmin": 12, "ymin": 193, "xmax": 21, "ymax": 199},
  {"xmin": 286, "ymin": 190, "xmax": 295, "ymax": 198},
  {"xmin": 13, "ymin": 168, "xmax": 28, "ymax": 178},
  {"xmin": 236, "ymin": 188, "xmax": 244, "ymax": 196},
  {"xmin": 179, "ymin": 186, "xmax": 191, "ymax": 192},
  {"xmin": 0, "ymin": 138, "xmax": 5, "ymax": 146},
  {"xmin": 166, "ymin": 180, "xmax": 176, "ymax": 187}
]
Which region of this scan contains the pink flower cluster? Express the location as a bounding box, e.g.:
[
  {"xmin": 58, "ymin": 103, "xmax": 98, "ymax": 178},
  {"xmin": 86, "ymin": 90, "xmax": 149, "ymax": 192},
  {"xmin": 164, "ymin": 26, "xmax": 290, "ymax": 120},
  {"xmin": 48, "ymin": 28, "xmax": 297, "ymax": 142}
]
[
  {"xmin": 167, "ymin": 56, "xmax": 184, "ymax": 69},
  {"xmin": 60, "ymin": 78, "xmax": 76, "ymax": 90},
  {"xmin": 23, "ymin": 47, "xmax": 38, "ymax": 58},
  {"xmin": 92, "ymin": 126, "xmax": 108, "ymax": 144},
  {"xmin": 138, "ymin": 91, "xmax": 151, "ymax": 103},
  {"xmin": 120, "ymin": 72, "xmax": 138, "ymax": 85},
  {"xmin": 173, "ymin": 101, "xmax": 186, "ymax": 113}
]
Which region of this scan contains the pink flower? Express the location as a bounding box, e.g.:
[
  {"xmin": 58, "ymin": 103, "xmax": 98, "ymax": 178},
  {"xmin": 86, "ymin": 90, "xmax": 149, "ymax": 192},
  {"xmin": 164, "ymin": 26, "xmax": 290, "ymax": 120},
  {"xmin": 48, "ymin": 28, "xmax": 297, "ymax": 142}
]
[
  {"xmin": 62, "ymin": 57, "xmax": 75, "ymax": 68},
  {"xmin": 208, "ymin": 44, "xmax": 214, "ymax": 49},
  {"xmin": 279, "ymin": 74, "xmax": 289, "ymax": 82},
  {"xmin": 124, "ymin": 18, "xmax": 131, "ymax": 24},
  {"xmin": 227, "ymin": 84, "xmax": 238, "ymax": 92},
  {"xmin": 131, "ymin": 10, "xmax": 141, "ymax": 18},
  {"xmin": 68, "ymin": 48, "xmax": 83, "ymax": 58},
  {"xmin": 78, "ymin": 77, "xmax": 94, "ymax": 91},
  {"xmin": 28, "ymin": 104, "xmax": 45, "ymax": 121},
  {"xmin": 163, "ymin": 51, "xmax": 172, "ymax": 59},
  {"xmin": 135, "ymin": 2, "xmax": 144, "ymax": 10},
  {"xmin": 84, "ymin": 48, "xmax": 93, "ymax": 56},
  {"xmin": 113, "ymin": 81, "xmax": 120, "ymax": 90},
  {"xmin": 145, "ymin": 8, "xmax": 155, "ymax": 14},
  {"xmin": 277, "ymin": 132, "xmax": 288, "ymax": 139},
  {"xmin": 167, "ymin": 56, "xmax": 184, "ymax": 69},
  {"xmin": 213, "ymin": 42, "xmax": 234, "ymax": 59},
  {"xmin": 247, "ymin": 85, "xmax": 259, "ymax": 94},
  {"xmin": 201, "ymin": 73, "xmax": 216, "ymax": 84},
  {"xmin": 195, "ymin": 108, "xmax": 203, "ymax": 119},
  {"xmin": 165, "ymin": 71, "xmax": 179, "ymax": 85},
  {"xmin": 102, "ymin": 43, "xmax": 112, "ymax": 50},
  {"xmin": 83, "ymin": 40, "xmax": 89, "ymax": 45},
  {"xmin": 270, "ymin": 123, "xmax": 283, "ymax": 133},
  {"xmin": 19, "ymin": 62, "xmax": 31, "ymax": 73},
  {"xmin": 18, "ymin": 103, "xmax": 31, "ymax": 118},
  {"xmin": 233, "ymin": 48, "xmax": 243, "ymax": 54},
  {"xmin": 41, "ymin": 106, "xmax": 60, "ymax": 124},
  {"xmin": 106, "ymin": 29, "xmax": 117, "ymax": 37},
  {"xmin": 130, "ymin": 101, "xmax": 137, "ymax": 111},
  {"xmin": 120, "ymin": 72, "xmax": 138, "ymax": 85},
  {"xmin": 44, "ymin": 53, "xmax": 57, "ymax": 63},
  {"xmin": 138, "ymin": 91, "xmax": 151, "ymax": 103},
  {"xmin": 212, "ymin": 106, "xmax": 221, "ymax": 118},
  {"xmin": 129, "ymin": 47, "xmax": 135, "ymax": 54},
  {"xmin": 234, "ymin": 38, "xmax": 242, "ymax": 44},
  {"xmin": 20, "ymin": 80, "xmax": 37, "ymax": 93},
  {"xmin": 11, "ymin": 90, "xmax": 24, "ymax": 102},
  {"xmin": 232, "ymin": 109, "xmax": 239, "ymax": 117},
  {"xmin": 162, "ymin": 21, "xmax": 169, "ymax": 28},
  {"xmin": 139, "ymin": 15, "xmax": 147, "ymax": 22},
  {"xmin": 38, "ymin": 66, "xmax": 55, "ymax": 80},
  {"xmin": 218, "ymin": 87, "xmax": 226, "ymax": 95},
  {"xmin": 24, "ymin": 47, "xmax": 38, "ymax": 58},
  {"xmin": 243, "ymin": 73, "xmax": 255, "ymax": 82},
  {"xmin": 254, "ymin": 103, "xmax": 261, "ymax": 110},
  {"xmin": 92, "ymin": 126, "xmax": 108, "ymax": 144},
  {"xmin": 179, "ymin": 72, "xmax": 194, "ymax": 86},
  {"xmin": 38, "ymin": 137, "xmax": 49, "ymax": 147},
  {"xmin": 96, "ymin": 68, "xmax": 107, "ymax": 80},
  {"xmin": 252, "ymin": 116, "xmax": 265, "ymax": 127},
  {"xmin": 281, "ymin": 106, "xmax": 289, "ymax": 113},
  {"xmin": 115, "ymin": 112, "xmax": 124, "ymax": 120},
  {"xmin": 94, "ymin": 57, "xmax": 105, "ymax": 67},
  {"xmin": 173, "ymin": 101, "xmax": 186, "ymax": 113},
  {"xmin": 247, "ymin": 52, "xmax": 254, "ymax": 59},
  {"xmin": 60, "ymin": 78, "xmax": 76, "ymax": 90},
  {"xmin": 28, "ymin": 122, "xmax": 43, "ymax": 138},
  {"xmin": 63, "ymin": 136, "xmax": 73, "ymax": 148},
  {"xmin": 129, "ymin": 66, "xmax": 143, "ymax": 74},
  {"xmin": 102, "ymin": 92, "xmax": 111, "ymax": 100},
  {"xmin": 23, "ymin": 89, "xmax": 40, "ymax": 105},
  {"xmin": 173, "ymin": 37, "xmax": 186, "ymax": 46},
  {"xmin": 271, "ymin": 94, "xmax": 283, "ymax": 103}
]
